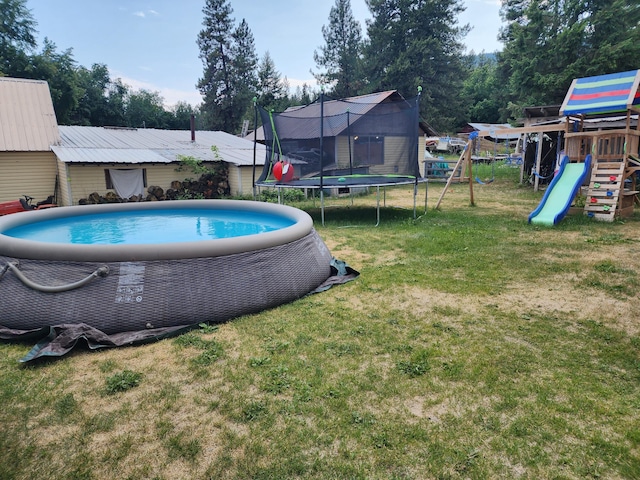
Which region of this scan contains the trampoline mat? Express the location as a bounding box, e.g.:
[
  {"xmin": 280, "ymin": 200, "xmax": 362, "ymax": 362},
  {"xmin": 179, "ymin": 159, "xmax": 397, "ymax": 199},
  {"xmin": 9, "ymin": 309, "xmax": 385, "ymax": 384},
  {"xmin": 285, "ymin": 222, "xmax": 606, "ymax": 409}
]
[{"xmin": 257, "ymin": 175, "xmax": 421, "ymax": 188}]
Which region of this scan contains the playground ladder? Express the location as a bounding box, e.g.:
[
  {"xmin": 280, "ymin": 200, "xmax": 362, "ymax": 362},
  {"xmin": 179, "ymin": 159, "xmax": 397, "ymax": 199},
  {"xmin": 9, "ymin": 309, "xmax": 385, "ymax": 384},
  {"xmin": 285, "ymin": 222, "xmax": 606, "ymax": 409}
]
[{"xmin": 583, "ymin": 161, "xmax": 626, "ymax": 222}]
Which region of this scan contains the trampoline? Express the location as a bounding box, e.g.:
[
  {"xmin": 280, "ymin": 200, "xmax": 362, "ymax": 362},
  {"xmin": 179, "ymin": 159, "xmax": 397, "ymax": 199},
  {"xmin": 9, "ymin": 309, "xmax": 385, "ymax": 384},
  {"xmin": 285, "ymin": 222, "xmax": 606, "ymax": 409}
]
[{"xmin": 253, "ymin": 90, "xmax": 427, "ymax": 224}]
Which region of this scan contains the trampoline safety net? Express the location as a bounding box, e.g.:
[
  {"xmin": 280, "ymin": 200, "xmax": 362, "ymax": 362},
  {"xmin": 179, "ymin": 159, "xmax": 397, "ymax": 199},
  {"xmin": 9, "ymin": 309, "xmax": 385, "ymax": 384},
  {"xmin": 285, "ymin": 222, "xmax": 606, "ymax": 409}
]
[{"xmin": 256, "ymin": 91, "xmax": 421, "ymax": 188}]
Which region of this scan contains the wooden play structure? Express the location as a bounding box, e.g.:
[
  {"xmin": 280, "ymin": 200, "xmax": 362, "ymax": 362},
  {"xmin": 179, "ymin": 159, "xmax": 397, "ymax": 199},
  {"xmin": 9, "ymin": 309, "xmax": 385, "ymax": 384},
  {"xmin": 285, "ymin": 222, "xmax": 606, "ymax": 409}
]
[
  {"xmin": 466, "ymin": 70, "xmax": 640, "ymax": 222},
  {"xmin": 424, "ymin": 154, "xmax": 470, "ymax": 183},
  {"xmin": 559, "ymin": 70, "xmax": 640, "ymax": 221}
]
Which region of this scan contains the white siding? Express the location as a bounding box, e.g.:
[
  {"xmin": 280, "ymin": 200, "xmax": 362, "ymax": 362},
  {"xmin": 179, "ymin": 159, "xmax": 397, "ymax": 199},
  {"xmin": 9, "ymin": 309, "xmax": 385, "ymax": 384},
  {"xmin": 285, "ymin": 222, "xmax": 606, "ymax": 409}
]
[
  {"xmin": 147, "ymin": 164, "xmax": 189, "ymax": 190},
  {"xmin": 56, "ymin": 159, "xmax": 72, "ymax": 207},
  {"xmin": 228, "ymin": 165, "xmax": 257, "ymax": 197},
  {"xmin": 66, "ymin": 164, "xmax": 109, "ymax": 203},
  {"xmin": 0, "ymin": 152, "xmax": 58, "ymax": 203},
  {"xmin": 418, "ymin": 136, "xmax": 426, "ymax": 177},
  {"xmin": 336, "ymin": 136, "xmax": 351, "ymax": 169}
]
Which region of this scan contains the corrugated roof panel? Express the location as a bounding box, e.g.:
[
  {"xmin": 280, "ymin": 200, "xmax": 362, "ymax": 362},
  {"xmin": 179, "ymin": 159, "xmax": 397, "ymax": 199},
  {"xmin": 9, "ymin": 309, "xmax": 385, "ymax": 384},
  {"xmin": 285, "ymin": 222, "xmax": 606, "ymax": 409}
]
[
  {"xmin": 56, "ymin": 126, "xmax": 265, "ymax": 167},
  {"xmin": 0, "ymin": 77, "xmax": 60, "ymax": 151},
  {"xmin": 468, "ymin": 122, "xmax": 520, "ymax": 140},
  {"xmin": 250, "ymin": 91, "xmax": 410, "ymax": 142},
  {"xmin": 52, "ymin": 147, "xmax": 171, "ymax": 164},
  {"xmin": 284, "ymin": 91, "xmax": 397, "ymax": 117}
]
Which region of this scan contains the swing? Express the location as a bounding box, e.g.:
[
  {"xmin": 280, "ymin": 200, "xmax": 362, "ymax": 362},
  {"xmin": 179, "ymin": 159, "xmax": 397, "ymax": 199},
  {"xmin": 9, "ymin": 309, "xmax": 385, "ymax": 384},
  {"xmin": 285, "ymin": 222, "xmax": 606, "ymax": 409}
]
[
  {"xmin": 475, "ymin": 134, "xmax": 497, "ymax": 184},
  {"xmin": 475, "ymin": 173, "xmax": 494, "ymax": 185},
  {"xmin": 529, "ymin": 132, "xmax": 559, "ymax": 181}
]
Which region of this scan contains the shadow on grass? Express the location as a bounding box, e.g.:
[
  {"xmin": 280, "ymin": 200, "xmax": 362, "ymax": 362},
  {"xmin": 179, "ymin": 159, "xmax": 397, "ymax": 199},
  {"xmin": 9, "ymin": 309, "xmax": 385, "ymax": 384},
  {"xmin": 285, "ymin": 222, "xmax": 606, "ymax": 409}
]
[{"xmin": 306, "ymin": 205, "xmax": 418, "ymax": 226}]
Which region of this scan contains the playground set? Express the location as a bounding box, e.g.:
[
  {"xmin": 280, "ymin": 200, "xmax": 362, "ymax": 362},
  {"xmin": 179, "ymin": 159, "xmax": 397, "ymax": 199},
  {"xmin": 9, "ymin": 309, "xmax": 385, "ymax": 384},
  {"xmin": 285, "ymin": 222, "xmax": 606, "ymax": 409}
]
[
  {"xmin": 435, "ymin": 70, "xmax": 640, "ymax": 225},
  {"xmin": 551, "ymin": 69, "xmax": 640, "ymax": 223}
]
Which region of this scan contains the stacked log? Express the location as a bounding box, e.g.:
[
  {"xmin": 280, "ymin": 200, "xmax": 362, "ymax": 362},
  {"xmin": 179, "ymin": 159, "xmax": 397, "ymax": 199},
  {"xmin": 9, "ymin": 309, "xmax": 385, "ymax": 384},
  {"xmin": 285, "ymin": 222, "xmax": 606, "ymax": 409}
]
[{"xmin": 78, "ymin": 168, "xmax": 230, "ymax": 205}]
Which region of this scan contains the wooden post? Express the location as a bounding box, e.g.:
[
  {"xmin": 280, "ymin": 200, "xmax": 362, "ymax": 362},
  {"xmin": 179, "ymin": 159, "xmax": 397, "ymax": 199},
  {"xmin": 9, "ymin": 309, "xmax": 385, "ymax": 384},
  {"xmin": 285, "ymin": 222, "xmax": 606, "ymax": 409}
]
[
  {"xmin": 534, "ymin": 133, "xmax": 543, "ymax": 192},
  {"xmin": 434, "ymin": 142, "xmax": 470, "ymax": 210},
  {"xmin": 467, "ymin": 143, "xmax": 475, "ymax": 206}
]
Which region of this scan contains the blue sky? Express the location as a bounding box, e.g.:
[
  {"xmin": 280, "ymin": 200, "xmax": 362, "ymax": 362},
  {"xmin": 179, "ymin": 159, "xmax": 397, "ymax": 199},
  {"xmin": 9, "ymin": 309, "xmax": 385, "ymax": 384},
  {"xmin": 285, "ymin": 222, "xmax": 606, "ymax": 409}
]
[{"xmin": 27, "ymin": 0, "xmax": 503, "ymax": 107}]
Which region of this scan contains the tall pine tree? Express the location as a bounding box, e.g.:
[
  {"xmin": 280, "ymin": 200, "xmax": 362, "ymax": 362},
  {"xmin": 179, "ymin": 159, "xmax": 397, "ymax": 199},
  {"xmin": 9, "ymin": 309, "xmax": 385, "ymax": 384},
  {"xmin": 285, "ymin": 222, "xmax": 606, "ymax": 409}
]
[
  {"xmin": 363, "ymin": 0, "xmax": 468, "ymax": 132},
  {"xmin": 231, "ymin": 18, "xmax": 259, "ymax": 129},
  {"xmin": 313, "ymin": 0, "xmax": 364, "ymax": 98},
  {"xmin": 462, "ymin": 53, "xmax": 501, "ymax": 123},
  {"xmin": 197, "ymin": 0, "xmax": 236, "ymax": 132},
  {"xmin": 257, "ymin": 52, "xmax": 287, "ymax": 111}
]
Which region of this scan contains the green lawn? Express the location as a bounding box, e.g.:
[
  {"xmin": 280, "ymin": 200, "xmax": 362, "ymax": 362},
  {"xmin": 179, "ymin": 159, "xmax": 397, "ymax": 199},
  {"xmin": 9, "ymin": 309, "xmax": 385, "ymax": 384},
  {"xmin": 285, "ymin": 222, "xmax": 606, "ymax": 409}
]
[{"xmin": 2, "ymin": 164, "xmax": 640, "ymax": 479}]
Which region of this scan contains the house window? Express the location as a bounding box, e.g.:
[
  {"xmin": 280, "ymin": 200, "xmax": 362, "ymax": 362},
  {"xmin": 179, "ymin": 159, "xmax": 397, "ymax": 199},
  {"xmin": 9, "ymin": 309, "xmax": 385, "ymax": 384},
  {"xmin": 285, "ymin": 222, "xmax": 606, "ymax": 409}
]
[
  {"xmin": 105, "ymin": 169, "xmax": 147, "ymax": 189},
  {"xmin": 353, "ymin": 136, "xmax": 384, "ymax": 165}
]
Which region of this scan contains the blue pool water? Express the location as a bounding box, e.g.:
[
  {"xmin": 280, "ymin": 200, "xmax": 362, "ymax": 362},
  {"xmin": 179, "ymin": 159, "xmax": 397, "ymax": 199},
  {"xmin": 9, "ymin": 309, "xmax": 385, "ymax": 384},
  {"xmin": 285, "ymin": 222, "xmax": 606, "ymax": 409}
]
[{"xmin": 3, "ymin": 208, "xmax": 295, "ymax": 245}]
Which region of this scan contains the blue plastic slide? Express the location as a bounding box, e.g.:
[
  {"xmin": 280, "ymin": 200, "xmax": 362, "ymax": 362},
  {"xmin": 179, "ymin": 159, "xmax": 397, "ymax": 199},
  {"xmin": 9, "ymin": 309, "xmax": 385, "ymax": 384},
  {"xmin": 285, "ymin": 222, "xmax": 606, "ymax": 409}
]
[{"xmin": 528, "ymin": 154, "xmax": 592, "ymax": 226}]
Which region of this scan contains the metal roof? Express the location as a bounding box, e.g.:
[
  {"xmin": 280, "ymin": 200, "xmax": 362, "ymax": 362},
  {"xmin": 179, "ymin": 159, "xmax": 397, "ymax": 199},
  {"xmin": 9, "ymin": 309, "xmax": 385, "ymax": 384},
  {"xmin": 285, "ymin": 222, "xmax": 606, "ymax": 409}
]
[
  {"xmin": 467, "ymin": 122, "xmax": 521, "ymax": 140},
  {"xmin": 284, "ymin": 91, "xmax": 399, "ymax": 117},
  {"xmin": 251, "ymin": 91, "xmax": 432, "ymax": 141},
  {"xmin": 51, "ymin": 147, "xmax": 170, "ymax": 164},
  {"xmin": 277, "ymin": 91, "xmax": 407, "ymax": 139},
  {"xmin": 0, "ymin": 77, "xmax": 60, "ymax": 151},
  {"xmin": 56, "ymin": 126, "xmax": 265, "ymax": 166}
]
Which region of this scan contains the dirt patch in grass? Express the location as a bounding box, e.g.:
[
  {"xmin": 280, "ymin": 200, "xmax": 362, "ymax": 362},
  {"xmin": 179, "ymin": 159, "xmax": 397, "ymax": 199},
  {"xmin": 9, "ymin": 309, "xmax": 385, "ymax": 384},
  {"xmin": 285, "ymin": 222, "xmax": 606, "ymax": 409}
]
[{"xmin": 386, "ymin": 273, "xmax": 639, "ymax": 336}]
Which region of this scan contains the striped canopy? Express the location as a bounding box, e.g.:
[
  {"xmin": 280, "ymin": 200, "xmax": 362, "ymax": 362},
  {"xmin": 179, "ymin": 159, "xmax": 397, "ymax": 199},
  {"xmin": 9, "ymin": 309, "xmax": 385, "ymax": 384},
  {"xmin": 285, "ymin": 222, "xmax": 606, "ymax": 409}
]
[{"xmin": 560, "ymin": 70, "xmax": 640, "ymax": 116}]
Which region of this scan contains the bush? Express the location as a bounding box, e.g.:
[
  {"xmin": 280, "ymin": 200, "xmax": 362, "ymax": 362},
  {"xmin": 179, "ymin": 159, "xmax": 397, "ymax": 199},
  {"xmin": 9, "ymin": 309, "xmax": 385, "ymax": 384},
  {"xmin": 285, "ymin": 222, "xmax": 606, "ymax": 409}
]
[{"xmin": 259, "ymin": 188, "xmax": 306, "ymax": 203}]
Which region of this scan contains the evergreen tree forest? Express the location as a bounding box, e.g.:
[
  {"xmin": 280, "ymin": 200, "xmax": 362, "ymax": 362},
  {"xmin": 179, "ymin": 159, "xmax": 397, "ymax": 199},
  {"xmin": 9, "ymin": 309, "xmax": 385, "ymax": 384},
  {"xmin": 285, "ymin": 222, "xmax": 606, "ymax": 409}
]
[{"xmin": 2, "ymin": 0, "xmax": 639, "ymax": 134}]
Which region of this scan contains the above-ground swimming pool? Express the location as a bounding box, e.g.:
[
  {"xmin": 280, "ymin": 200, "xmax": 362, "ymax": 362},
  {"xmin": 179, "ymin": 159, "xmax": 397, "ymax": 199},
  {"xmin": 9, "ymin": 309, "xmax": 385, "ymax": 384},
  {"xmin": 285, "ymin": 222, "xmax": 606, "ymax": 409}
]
[{"xmin": 0, "ymin": 200, "xmax": 346, "ymax": 359}]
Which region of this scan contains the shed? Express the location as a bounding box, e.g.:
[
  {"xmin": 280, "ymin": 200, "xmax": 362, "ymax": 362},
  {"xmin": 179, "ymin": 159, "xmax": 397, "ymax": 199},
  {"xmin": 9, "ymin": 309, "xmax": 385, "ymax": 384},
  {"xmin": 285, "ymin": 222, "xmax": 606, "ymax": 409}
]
[
  {"xmin": 0, "ymin": 76, "xmax": 267, "ymax": 206},
  {"xmin": 0, "ymin": 77, "xmax": 60, "ymax": 203},
  {"xmin": 523, "ymin": 105, "xmax": 561, "ymax": 127},
  {"xmin": 54, "ymin": 126, "xmax": 266, "ymax": 205}
]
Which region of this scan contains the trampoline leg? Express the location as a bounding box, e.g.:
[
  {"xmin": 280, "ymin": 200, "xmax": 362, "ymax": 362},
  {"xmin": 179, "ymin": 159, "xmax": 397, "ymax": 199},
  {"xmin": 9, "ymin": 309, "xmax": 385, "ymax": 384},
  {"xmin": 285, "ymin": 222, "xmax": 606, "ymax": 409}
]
[
  {"xmin": 424, "ymin": 180, "xmax": 428, "ymax": 214},
  {"xmin": 375, "ymin": 186, "xmax": 380, "ymax": 227},
  {"xmin": 320, "ymin": 190, "xmax": 325, "ymax": 227}
]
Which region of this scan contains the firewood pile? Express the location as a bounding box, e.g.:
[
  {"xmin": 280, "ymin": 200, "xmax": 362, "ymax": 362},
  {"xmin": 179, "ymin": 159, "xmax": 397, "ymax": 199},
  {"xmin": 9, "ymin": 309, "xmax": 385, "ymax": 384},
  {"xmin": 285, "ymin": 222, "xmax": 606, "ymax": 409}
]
[{"xmin": 78, "ymin": 171, "xmax": 231, "ymax": 205}]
